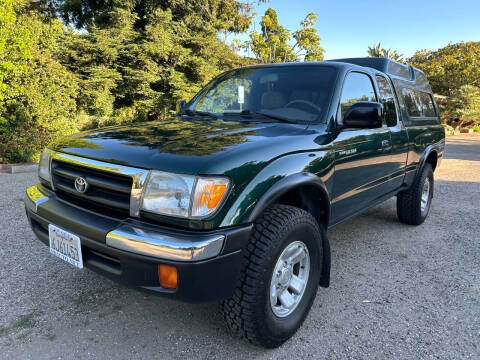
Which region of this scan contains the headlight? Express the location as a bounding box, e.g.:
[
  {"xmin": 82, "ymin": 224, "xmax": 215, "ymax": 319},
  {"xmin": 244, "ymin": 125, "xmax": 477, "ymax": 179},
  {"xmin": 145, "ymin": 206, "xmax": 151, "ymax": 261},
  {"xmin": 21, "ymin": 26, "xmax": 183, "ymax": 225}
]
[
  {"xmin": 38, "ymin": 149, "xmax": 53, "ymax": 185},
  {"xmin": 141, "ymin": 171, "xmax": 230, "ymax": 218},
  {"xmin": 142, "ymin": 171, "xmax": 195, "ymax": 217}
]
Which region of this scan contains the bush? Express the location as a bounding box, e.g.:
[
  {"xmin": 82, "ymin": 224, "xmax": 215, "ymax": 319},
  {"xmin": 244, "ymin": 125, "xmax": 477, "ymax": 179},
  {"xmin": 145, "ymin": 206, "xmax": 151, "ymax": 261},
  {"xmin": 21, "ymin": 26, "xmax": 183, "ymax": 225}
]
[
  {"xmin": 444, "ymin": 124, "xmax": 455, "ymax": 136},
  {"xmin": 0, "ymin": 1, "xmax": 78, "ymax": 163},
  {"xmin": 473, "ymin": 125, "xmax": 480, "ymax": 133},
  {"xmin": 77, "ymin": 107, "xmax": 143, "ymax": 131},
  {"xmin": 443, "ymin": 85, "xmax": 480, "ymax": 128}
]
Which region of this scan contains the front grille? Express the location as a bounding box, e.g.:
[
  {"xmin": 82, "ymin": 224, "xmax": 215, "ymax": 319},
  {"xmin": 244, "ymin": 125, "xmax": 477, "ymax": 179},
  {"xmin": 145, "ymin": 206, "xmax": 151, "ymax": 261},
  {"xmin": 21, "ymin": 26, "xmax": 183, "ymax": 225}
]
[{"xmin": 51, "ymin": 159, "xmax": 133, "ymax": 218}]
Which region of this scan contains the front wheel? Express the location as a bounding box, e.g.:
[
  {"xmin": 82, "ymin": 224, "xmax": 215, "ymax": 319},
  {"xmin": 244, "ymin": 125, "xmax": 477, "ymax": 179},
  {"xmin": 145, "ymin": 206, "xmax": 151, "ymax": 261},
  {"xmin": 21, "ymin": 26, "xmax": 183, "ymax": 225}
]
[
  {"xmin": 397, "ymin": 163, "xmax": 434, "ymax": 225},
  {"xmin": 221, "ymin": 204, "xmax": 324, "ymax": 348}
]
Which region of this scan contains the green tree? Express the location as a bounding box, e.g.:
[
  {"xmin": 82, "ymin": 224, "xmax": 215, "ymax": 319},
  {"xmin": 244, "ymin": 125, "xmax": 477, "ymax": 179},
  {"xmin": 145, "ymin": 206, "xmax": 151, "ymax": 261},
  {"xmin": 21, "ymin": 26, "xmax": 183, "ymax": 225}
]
[
  {"xmin": 57, "ymin": 0, "xmax": 257, "ymax": 122},
  {"xmin": 292, "ymin": 13, "xmax": 324, "ymax": 61},
  {"xmin": 443, "ymin": 85, "xmax": 480, "ymax": 127},
  {"xmin": 367, "ymin": 42, "xmax": 404, "ymax": 62},
  {"xmin": 1, "ymin": 0, "xmax": 271, "ymax": 162},
  {"xmin": 0, "ymin": 0, "xmax": 78, "ymax": 163},
  {"xmin": 248, "ymin": 8, "xmax": 324, "ymax": 63},
  {"xmin": 249, "ymin": 8, "xmax": 293, "ymax": 63},
  {"xmin": 408, "ymin": 42, "xmax": 480, "ymax": 96},
  {"xmin": 0, "ymin": 0, "xmax": 30, "ymax": 126}
]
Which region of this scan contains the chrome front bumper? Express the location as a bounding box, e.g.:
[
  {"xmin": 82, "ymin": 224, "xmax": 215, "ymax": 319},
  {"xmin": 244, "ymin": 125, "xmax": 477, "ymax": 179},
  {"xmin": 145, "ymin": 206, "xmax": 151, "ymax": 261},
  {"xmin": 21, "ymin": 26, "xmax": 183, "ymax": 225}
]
[
  {"xmin": 25, "ymin": 184, "xmax": 52, "ymax": 212},
  {"xmin": 106, "ymin": 226, "xmax": 224, "ymax": 261},
  {"xmin": 25, "ymin": 184, "xmax": 225, "ymax": 262}
]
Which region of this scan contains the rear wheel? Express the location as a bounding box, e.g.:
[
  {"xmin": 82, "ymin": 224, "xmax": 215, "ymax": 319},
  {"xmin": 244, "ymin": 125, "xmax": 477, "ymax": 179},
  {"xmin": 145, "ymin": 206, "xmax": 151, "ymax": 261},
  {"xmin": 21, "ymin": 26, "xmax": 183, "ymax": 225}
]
[
  {"xmin": 397, "ymin": 163, "xmax": 434, "ymax": 225},
  {"xmin": 220, "ymin": 204, "xmax": 324, "ymax": 348}
]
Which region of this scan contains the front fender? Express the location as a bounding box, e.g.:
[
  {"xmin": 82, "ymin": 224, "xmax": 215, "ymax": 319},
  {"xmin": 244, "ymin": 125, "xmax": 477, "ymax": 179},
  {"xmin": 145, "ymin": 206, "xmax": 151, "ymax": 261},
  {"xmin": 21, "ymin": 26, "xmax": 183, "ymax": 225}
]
[
  {"xmin": 247, "ymin": 172, "xmax": 330, "ymax": 223},
  {"xmin": 220, "ymin": 150, "xmax": 334, "ymax": 288},
  {"xmin": 220, "ymin": 150, "xmax": 334, "ymax": 227}
]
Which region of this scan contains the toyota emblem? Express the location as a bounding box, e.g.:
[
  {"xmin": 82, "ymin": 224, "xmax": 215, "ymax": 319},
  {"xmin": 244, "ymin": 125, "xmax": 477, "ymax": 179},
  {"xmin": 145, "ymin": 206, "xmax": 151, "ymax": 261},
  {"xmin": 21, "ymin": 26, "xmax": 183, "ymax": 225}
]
[{"xmin": 74, "ymin": 177, "xmax": 88, "ymax": 193}]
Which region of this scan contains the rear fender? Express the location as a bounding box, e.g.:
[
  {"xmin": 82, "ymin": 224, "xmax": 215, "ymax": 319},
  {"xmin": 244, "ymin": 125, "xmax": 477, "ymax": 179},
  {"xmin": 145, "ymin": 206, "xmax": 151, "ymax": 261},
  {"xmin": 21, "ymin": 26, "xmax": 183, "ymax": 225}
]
[{"xmin": 416, "ymin": 141, "xmax": 443, "ymax": 177}]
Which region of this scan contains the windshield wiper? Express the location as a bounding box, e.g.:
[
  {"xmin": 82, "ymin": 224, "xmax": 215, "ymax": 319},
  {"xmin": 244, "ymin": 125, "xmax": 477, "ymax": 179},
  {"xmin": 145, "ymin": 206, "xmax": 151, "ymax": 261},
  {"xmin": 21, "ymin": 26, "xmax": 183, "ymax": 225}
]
[
  {"xmin": 224, "ymin": 110, "xmax": 295, "ymax": 124},
  {"xmin": 178, "ymin": 109, "xmax": 217, "ymax": 118}
]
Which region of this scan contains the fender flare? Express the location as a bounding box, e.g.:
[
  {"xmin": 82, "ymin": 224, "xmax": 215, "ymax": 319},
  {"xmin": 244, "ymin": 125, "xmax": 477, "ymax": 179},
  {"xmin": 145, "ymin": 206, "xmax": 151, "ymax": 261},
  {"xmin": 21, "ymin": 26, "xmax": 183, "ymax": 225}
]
[
  {"xmin": 247, "ymin": 172, "xmax": 330, "ymax": 223},
  {"xmin": 416, "ymin": 145, "xmax": 438, "ymax": 177},
  {"xmin": 248, "ymin": 172, "xmax": 332, "ymax": 288}
]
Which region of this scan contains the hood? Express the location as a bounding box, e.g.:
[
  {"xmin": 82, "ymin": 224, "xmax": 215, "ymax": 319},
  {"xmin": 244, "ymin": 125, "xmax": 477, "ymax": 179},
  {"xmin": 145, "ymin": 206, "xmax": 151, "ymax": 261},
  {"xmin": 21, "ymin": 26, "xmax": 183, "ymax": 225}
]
[{"xmin": 50, "ymin": 118, "xmax": 327, "ymax": 175}]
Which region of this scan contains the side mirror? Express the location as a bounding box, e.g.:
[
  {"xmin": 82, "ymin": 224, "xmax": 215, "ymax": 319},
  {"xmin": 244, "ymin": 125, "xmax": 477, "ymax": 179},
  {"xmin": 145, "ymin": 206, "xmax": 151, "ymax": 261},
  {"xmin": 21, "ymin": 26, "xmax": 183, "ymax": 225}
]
[
  {"xmin": 178, "ymin": 100, "xmax": 187, "ymax": 112},
  {"xmin": 343, "ymin": 102, "xmax": 383, "ymax": 129}
]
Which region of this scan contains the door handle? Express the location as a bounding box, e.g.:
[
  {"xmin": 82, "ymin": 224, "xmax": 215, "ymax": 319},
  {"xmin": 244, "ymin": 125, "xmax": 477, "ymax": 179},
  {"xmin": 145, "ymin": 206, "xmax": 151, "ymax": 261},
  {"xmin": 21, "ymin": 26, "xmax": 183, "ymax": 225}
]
[{"xmin": 381, "ymin": 139, "xmax": 391, "ymax": 149}]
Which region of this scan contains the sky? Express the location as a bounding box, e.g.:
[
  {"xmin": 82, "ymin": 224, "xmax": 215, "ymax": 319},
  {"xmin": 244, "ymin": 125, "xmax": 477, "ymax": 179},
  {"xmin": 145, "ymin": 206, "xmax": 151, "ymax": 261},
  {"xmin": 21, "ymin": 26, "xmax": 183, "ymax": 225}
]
[{"xmin": 233, "ymin": 0, "xmax": 480, "ymax": 59}]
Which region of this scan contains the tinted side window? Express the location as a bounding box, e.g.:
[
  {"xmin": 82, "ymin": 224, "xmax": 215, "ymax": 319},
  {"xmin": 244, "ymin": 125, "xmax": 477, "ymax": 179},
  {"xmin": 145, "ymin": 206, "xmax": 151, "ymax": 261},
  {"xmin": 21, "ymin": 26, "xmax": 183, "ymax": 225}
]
[
  {"xmin": 420, "ymin": 92, "xmax": 437, "ymax": 117},
  {"xmin": 376, "ymin": 75, "xmax": 398, "ymax": 127},
  {"xmin": 340, "ymin": 72, "xmax": 376, "ymax": 120},
  {"xmin": 402, "ymin": 88, "xmax": 437, "ymax": 118},
  {"xmin": 402, "ymin": 88, "xmax": 422, "ymax": 117}
]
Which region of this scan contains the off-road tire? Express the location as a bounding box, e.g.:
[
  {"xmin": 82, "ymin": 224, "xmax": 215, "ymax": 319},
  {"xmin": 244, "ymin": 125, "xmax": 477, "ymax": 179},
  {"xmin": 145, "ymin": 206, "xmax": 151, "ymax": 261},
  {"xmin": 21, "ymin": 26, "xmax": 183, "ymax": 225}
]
[
  {"xmin": 220, "ymin": 204, "xmax": 324, "ymax": 348},
  {"xmin": 397, "ymin": 163, "xmax": 434, "ymax": 225}
]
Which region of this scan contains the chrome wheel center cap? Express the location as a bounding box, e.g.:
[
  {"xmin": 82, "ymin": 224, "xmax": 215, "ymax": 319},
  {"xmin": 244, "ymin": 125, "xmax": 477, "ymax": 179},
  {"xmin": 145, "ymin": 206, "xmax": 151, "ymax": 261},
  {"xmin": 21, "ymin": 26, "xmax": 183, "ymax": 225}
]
[{"xmin": 279, "ymin": 266, "xmax": 292, "ymax": 287}]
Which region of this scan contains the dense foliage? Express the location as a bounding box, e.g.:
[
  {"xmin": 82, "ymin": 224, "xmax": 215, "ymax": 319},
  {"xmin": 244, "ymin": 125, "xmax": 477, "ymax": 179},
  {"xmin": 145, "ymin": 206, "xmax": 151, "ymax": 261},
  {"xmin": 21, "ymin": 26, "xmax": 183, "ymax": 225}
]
[
  {"xmin": 0, "ymin": 0, "xmax": 270, "ymax": 162},
  {"xmin": 409, "ymin": 42, "xmax": 480, "ymax": 127},
  {"xmin": 367, "ymin": 41, "xmax": 480, "ymax": 128},
  {"xmin": 409, "ymin": 42, "xmax": 480, "ymax": 96},
  {"xmin": 0, "ymin": 0, "xmax": 78, "ymax": 162},
  {"xmin": 58, "ymin": 0, "xmax": 261, "ymax": 125},
  {"xmin": 443, "ymin": 85, "xmax": 480, "ymax": 127},
  {"xmin": 248, "ymin": 8, "xmax": 324, "ymax": 63}
]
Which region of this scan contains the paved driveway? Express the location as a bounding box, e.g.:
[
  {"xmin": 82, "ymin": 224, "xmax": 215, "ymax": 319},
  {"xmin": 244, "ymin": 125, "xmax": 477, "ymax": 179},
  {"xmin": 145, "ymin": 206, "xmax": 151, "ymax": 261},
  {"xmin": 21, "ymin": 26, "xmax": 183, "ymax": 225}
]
[{"xmin": 1, "ymin": 135, "xmax": 479, "ymax": 359}]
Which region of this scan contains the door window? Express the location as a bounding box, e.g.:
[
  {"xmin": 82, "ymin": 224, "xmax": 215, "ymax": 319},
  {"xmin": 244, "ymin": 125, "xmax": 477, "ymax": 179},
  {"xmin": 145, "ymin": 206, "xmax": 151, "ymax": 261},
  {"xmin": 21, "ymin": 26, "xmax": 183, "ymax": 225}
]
[
  {"xmin": 339, "ymin": 72, "xmax": 376, "ymax": 123},
  {"xmin": 376, "ymin": 75, "xmax": 398, "ymax": 127}
]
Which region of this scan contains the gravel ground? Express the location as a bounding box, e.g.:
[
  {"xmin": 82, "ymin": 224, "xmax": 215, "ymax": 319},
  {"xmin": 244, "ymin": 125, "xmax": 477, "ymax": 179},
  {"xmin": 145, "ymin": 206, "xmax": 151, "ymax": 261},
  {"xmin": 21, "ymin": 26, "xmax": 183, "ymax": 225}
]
[{"xmin": 1, "ymin": 135, "xmax": 479, "ymax": 360}]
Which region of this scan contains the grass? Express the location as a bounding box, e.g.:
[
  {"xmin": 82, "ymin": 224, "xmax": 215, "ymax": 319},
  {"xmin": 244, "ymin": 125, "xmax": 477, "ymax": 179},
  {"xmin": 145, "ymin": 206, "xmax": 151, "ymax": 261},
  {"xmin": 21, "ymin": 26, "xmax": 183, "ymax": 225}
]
[{"xmin": 0, "ymin": 312, "xmax": 37, "ymax": 337}]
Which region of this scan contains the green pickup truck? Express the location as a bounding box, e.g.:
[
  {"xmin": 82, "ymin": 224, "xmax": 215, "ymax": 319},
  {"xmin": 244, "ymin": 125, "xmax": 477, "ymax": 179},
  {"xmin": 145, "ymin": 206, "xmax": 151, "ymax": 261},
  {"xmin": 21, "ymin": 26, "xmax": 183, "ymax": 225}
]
[{"xmin": 25, "ymin": 58, "xmax": 445, "ymax": 348}]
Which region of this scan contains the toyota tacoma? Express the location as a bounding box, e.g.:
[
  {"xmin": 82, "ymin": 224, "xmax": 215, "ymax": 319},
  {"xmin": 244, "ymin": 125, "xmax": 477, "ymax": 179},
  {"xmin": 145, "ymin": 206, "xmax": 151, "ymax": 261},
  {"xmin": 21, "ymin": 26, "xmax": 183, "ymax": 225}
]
[{"xmin": 25, "ymin": 58, "xmax": 445, "ymax": 348}]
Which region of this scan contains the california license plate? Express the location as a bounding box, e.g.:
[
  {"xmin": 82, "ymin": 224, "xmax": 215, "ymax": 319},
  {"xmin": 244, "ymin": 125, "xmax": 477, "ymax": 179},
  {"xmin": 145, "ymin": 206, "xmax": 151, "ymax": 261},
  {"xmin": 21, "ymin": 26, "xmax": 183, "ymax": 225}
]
[{"xmin": 48, "ymin": 224, "xmax": 83, "ymax": 269}]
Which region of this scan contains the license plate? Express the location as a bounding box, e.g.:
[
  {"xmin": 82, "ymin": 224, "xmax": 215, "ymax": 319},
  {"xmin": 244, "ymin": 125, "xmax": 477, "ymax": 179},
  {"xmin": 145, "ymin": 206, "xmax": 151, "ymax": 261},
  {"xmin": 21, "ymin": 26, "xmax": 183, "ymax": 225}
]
[{"xmin": 48, "ymin": 224, "xmax": 83, "ymax": 269}]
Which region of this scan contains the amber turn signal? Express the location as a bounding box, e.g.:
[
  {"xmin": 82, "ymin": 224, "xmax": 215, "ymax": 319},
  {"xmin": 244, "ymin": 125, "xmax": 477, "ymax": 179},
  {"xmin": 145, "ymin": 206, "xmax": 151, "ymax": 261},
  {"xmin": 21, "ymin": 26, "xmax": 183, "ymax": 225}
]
[
  {"xmin": 202, "ymin": 184, "xmax": 227, "ymax": 209},
  {"xmin": 191, "ymin": 177, "xmax": 230, "ymax": 217},
  {"xmin": 158, "ymin": 264, "xmax": 178, "ymax": 289}
]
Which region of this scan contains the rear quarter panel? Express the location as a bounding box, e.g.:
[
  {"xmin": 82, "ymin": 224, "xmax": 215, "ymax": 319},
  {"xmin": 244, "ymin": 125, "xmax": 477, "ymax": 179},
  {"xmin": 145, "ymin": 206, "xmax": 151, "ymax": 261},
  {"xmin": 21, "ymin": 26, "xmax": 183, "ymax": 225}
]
[{"xmin": 404, "ymin": 123, "xmax": 445, "ymax": 178}]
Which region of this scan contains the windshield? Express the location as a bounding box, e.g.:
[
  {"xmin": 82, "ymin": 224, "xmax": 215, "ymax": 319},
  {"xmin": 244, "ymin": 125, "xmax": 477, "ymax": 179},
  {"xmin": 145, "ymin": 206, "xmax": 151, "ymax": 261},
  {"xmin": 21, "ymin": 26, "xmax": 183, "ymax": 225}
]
[{"xmin": 189, "ymin": 66, "xmax": 337, "ymax": 122}]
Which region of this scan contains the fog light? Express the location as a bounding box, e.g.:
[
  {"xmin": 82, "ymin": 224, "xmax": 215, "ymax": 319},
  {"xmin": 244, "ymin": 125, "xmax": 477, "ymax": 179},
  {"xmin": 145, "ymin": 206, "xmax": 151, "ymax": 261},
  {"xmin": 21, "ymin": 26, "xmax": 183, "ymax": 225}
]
[{"xmin": 158, "ymin": 264, "xmax": 178, "ymax": 289}]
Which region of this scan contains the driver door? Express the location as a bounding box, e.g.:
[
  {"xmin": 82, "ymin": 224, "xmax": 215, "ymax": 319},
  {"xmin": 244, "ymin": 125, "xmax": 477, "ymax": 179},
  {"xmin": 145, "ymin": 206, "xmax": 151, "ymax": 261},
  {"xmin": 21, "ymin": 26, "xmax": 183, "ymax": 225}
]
[{"xmin": 330, "ymin": 72, "xmax": 393, "ymax": 225}]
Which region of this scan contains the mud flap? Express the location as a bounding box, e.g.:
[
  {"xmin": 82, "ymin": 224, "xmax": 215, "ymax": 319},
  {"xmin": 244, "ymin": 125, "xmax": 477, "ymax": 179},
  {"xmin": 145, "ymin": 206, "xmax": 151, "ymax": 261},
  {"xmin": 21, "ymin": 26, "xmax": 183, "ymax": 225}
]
[{"xmin": 319, "ymin": 227, "xmax": 331, "ymax": 288}]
